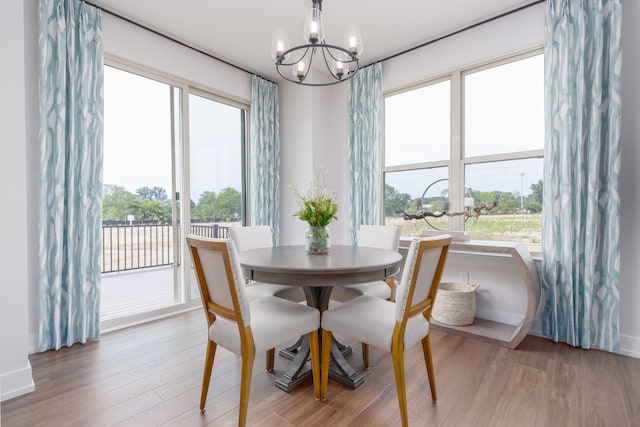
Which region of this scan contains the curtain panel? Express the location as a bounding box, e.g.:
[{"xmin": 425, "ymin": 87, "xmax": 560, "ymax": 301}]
[
  {"xmin": 347, "ymin": 63, "xmax": 383, "ymax": 245},
  {"xmin": 250, "ymin": 75, "xmax": 281, "ymax": 244},
  {"xmin": 542, "ymin": 0, "xmax": 622, "ymax": 351},
  {"xmin": 38, "ymin": 0, "xmax": 104, "ymax": 351}
]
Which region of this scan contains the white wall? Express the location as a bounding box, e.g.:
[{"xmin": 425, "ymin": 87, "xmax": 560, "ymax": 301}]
[
  {"xmin": 382, "ymin": 4, "xmax": 545, "ymax": 92},
  {"xmin": 278, "ymin": 82, "xmax": 350, "ymax": 246},
  {"xmin": 102, "ymin": 14, "xmax": 251, "ymax": 103},
  {"xmin": 619, "ymin": 0, "xmax": 640, "ymax": 356},
  {"xmin": 0, "ymin": 0, "xmax": 35, "ymax": 402},
  {"xmin": 279, "ymin": 83, "xmax": 314, "ymax": 245},
  {"xmin": 311, "ymin": 84, "xmax": 350, "ymax": 244}
]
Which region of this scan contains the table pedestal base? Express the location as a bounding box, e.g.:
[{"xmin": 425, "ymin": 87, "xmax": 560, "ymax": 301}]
[{"xmin": 274, "ymin": 286, "xmax": 365, "ymax": 392}]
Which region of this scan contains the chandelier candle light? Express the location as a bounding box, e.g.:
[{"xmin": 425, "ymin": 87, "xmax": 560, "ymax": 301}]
[{"xmin": 271, "ymin": 0, "xmax": 362, "ymax": 86}]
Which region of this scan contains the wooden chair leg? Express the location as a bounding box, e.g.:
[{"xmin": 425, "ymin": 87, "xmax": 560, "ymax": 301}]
[
  {"xmin": 421, "ymin": 333, "xmax": 437, "ymax": 402},
  {"xmin": 362, "ymin": 343, "xmax": 370, "ymax": 369},
  {"xmin": 238, "ymin": 348, "xmax": 255, "ymax": 427},
  {"xmin": 391, "ymin": 345, "xmax": 409, "ymax": 427},
  {"xmin": 309, "ymin": 330, "xmax": 321, "ymax": 399},
  {"xmin": 320, "ymin": 329, "xmax": 333, "ymax": 400},
  {"xmin": 387, "ymin": 276, "xmax": 395, "ymax": 302},
  {"xmin": 200, "ymin": 340, "xmax": 217, "ymax": 411},
  {"xmin": 265, "ymin": 348, "xmax": 275, "ymax": 372}
]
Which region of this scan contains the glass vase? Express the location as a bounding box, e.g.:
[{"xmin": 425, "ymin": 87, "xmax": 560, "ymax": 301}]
[{"xmin": 305, "ymin": 226, "xmax": 330, "ymax": 254}]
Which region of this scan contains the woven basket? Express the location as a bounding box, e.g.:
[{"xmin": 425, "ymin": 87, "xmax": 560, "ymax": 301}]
[{"xmin": 432, "ymin": 282, "xmax": 479, "ymax": 326}]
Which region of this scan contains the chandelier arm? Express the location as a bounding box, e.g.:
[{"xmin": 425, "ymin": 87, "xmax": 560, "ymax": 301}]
[
  {"xmin": 323, "ymin": 46, "xmax": 358, "ymax": 64},
  {"xmin": 299, "ymin": 46, "xmax": 315, "ymax": 82},
  {"xmin": 320, "ymin": 46, "xmax": 341, "ymax": 81},
  {"xmin": 276, "ymin": 71, "xmax": 359, "ymax": 87},
  {"xmin": 274, "ymin": 44, "xmax": 359, "ymax": 87},
  {"xmin": 277, "ymin": 45, "xmax": 311, "ymax": 66},
  {"xmin": 277, "ymin": 43, "xmax": 357, "ymax": 65}
]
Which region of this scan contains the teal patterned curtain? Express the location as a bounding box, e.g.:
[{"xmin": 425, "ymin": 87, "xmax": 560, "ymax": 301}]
[
  {"xmin": 250, "ymin": 75, "xmax": 280, "ymax": 244},
  {"xmin": 542, "ymin": 0, "xmax": 622, "ymax": 351},
  {"xmin": 347, "ymin": 63, "xmax": 383, "ymax": 245},
  {"xmin": 38, "ymin": 0, "xmax": 103, "ymax": 351}
]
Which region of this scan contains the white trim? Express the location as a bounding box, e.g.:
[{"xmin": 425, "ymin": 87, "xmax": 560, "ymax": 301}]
[
  {"xmin": 0, "ymin": 363, "xmax": 35, "ymax": 402},
  {"xmin": 619, "ymin": 334, "xmax": 640, "ymax": 359},
  {"xmin": 526, "ymin": 318, "xmax": 640, "ymax": 360}
]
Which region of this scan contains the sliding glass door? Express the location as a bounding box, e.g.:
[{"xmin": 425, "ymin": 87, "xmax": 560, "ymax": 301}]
[
  {"xmin": 101, "ymin": 61, "xmax": 250, "ymax": 325},
  {"xmin": 101, "ymin": 64, "xmax": 182, "ymax": 323}
]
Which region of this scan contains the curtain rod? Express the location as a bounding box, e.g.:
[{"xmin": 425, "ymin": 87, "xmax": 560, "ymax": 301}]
[
  {"xmin": 82, "ymin": 1, "xmax": 277, "ymax": 85},
  {"xmin": 370, "ymin": 0, "xmax": 546, "ymax": 66}
]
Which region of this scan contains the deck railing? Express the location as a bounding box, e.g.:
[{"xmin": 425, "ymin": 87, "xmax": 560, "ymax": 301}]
[{"xmin": 101, "ymin": 223, "xmax": 230, "ymax": 274}]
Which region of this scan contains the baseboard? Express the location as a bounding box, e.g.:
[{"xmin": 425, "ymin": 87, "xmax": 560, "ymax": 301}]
[
  {"xmin": 528, "ymin": 317, "xmax": 543, "ymax": 337},
  {"xmin": 475, "ymin": 307, "xmax": 524, "ymax": 326},
  {"xmin": 0, "ymin": 363, "xmax": 35, "ymax": 402},
  {"xmin": 526, "ymin": 318, "xmax": 640, "ymax": 360},
  {"xmin": 620, "ymin": 333, "xmax": 640, "ymax": 359}
]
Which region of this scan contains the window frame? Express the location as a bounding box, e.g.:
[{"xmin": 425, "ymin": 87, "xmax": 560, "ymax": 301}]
[{"xmin": 382, "ymin": 47, "xmax": 544, "ymax": 238}]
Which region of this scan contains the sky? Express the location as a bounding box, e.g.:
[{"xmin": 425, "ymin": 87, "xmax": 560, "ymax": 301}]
[
  {"xmin": 103, "ymin": 66, "xmax": 174, "ymax": 196},
  {"xmin": 103, "ymin": 66, "xmax": 242, "ymax": 203}
]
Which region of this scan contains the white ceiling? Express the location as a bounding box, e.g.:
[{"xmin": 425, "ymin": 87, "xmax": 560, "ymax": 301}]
[{"xmin": 90, "ymin": 0, "xmax": 537, "ymax": 83}]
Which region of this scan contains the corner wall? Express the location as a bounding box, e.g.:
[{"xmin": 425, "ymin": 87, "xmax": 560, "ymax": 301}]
[
  {"xmin": 0, "ymin": 0, "xmax": 35, "ymax": 401},
  {"xmin": 619, "ymin": 0, "xmax": 640, "ymax": 357}
]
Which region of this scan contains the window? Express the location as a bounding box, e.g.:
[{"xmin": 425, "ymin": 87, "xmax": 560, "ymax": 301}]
[
  {"xmin": 383, "ymin": 51, "xmax": 544, "ymax": 253},
  {"xmin": 384, "ymin": 80, "xmax": 450, "ymax": 167}
]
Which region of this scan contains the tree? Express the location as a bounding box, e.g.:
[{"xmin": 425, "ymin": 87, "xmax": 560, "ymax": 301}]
[
  {"xmin": 136, "ymin": 186, "xmax": 168, "ymax": 201},
  {"xmin": 103, "ymin": 185, "xmax": 137, "ymax": 221},
  {"xmin": 530, "ymin": 180, "xmax": 543, "ymax": 205},
  {"xmin": 494, "ymin": 192, "xmax": 519, "ymax": 214},
  {"xmin": 384, "ymin": 184, "xmax": 412, "ymax": 217},
  {"xmin": 525, "ymin": 201, "xmax": 542, "ymax": 213},
  {"xmin": 193, "ymin": 191, "xmax": 217, "ymax": 220},
  {"xmin": 134, "ymin": 199, "xmax": 171, "ymax": 221},
  {"xmin": 213, "ymin": 187, "xmax": 241, "ymax": 221}
]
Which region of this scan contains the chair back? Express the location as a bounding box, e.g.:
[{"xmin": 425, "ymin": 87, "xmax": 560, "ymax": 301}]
[
  {"xmin": 186, "ymin": 236, "xmax": 251, "ymax": 329},
  {"xmin": 394, "ymin": 236, "xmax": 451, "ymax": 325},
  {"xmin": 229, "ymin": 225, "xmax": 273, "ymax": 252},
  {"xmin": 358, "ymin": 225, "xmax": 400, "ymax": 251}
]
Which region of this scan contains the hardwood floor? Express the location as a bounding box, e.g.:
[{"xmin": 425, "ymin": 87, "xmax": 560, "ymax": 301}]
[{"xmin": 2, "ymin": 310, "xmax": 639, "ymax": 426}]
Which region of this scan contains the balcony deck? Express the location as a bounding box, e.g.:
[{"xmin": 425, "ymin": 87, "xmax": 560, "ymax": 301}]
[{"xmin": 101, "ymin": 266, "xmax": 198, "ymax": 321}]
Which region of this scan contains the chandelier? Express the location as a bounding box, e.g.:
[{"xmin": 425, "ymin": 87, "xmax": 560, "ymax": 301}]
[{"xmin": 271, "ymin": 0, "xmax": 362, "ymax": 86}]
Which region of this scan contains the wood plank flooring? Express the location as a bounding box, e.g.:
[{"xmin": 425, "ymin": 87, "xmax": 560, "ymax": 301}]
[{"xmin": 2, "ymin": 309, "xmax": 639, "ymax": 426}]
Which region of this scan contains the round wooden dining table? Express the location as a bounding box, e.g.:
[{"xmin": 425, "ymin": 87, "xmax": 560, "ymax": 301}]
[{"xmin": 239, "ymin": 244, "xmax": 402, "ymax": 392}]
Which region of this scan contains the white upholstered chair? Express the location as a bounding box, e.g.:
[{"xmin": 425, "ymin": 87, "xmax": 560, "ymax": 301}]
[
  {"xmin": 229, "ymin": 226, "xmax": 305, "ymax": 303},
  {"xmin": 330, "ymin": 225, "xmax": 400, "ymax": 303},
  {"xmin": 320, "ymin": 235, "xmax": 452, "ymax": 427},
  {"xmin": 186, "ymin": 236, "xmax": 321, "ymax": 426}
]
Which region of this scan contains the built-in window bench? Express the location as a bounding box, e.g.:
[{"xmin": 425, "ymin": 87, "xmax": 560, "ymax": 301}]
[{"xmin": 398, "ymin": 238, "xmax": 540, "ymax": 349}]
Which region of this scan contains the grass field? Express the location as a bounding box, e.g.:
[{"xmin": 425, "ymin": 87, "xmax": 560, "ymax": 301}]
[{"xmin": 385, "ymin": 213, "xmax": 542, "ymax": 254}]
